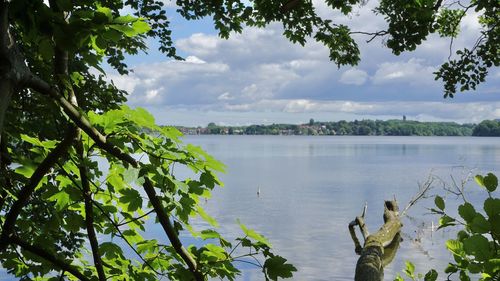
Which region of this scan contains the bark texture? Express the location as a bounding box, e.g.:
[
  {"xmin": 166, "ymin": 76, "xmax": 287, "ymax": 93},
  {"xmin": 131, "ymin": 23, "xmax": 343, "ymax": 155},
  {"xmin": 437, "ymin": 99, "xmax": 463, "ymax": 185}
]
[{"xmin": 350, "ymin": 200, "xmax": 402, "ymax": 281}]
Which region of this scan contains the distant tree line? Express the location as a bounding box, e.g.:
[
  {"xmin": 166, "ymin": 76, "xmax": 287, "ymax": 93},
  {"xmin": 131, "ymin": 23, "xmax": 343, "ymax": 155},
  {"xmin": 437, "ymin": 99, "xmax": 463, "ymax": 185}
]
[
  {"xmin": 175, "ymin": 119, "xmax": 500, "ymax": 137},
  {"xmin": 472, "ymin": 120, "xmax": 500, "ymax": 136}
]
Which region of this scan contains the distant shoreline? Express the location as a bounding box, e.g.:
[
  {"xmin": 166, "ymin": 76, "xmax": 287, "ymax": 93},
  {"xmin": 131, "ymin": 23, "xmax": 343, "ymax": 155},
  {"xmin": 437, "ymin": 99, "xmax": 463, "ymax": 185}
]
[{"xmin": 172, "ymin": 119, "xmax": 500, "ymax": 137}]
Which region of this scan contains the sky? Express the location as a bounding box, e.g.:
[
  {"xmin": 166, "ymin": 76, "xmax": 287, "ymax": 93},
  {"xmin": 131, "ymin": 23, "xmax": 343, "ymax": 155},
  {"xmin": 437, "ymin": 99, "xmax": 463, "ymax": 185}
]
[{"xmin": 109, "ymin": 0, "xmax": 500, "ymax": 126}]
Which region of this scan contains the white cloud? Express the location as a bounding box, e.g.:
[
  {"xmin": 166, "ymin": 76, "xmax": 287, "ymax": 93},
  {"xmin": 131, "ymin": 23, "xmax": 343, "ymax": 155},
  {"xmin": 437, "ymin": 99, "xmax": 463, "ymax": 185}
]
[
  {"xmin": 144, "ymin": 100, "xmax": 500, "ymax": 126},
  {"xmin": 108, "ymin": 74, "xmax": 140, "ymax": 94},
  {"xmin": 372, "ymin": 59, "xmax": 437, "ymax": 85},
  {"xmin": 339, "ymin": 68, "xmax": 368, "ymax": 85},
  {"xmin": 176, "ymin": 33, "xmax": 219, "ymax": 56},
  {"xmin": 112, "ymin": 4, "xmax": 498, "ymax": 125}
]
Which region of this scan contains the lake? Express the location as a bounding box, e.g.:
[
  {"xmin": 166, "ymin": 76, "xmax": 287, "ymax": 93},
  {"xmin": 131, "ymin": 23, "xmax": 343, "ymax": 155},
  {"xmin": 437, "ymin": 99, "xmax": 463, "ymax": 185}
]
[
  {"xmin": 174, "ymin": 135, "xmax": 500, "ymax": 280},
  {"xmin": 2, "ymin": 136, "xmax": 499, "ymax": 280}
]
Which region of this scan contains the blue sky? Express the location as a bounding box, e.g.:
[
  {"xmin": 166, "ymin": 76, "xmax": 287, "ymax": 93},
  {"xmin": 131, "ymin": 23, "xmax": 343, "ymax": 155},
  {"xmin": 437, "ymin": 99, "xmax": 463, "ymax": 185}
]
[{"xmin": 111, "ymin": 1, "xmax": 500, "ymax": 126}]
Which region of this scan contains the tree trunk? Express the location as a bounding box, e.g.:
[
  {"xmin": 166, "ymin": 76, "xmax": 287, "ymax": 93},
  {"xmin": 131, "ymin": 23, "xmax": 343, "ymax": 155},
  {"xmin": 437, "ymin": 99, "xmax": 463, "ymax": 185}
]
[
  {"xmin": 0, "ymin": 80, "xmax": 12, "ymax": 149},
  {"xmin": 350, "ymin": 200, "xmax": 402, "ymax": 281}
]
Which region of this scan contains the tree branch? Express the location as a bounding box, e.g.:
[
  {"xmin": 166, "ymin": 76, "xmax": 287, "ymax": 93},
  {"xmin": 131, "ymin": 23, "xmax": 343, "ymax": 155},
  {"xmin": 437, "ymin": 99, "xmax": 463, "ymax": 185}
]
[
  {"xmin": 349, "ymin": 30, "xmax": 389, "ymax": 43},
  {"xmin": 56, "ymin": 162, "xmax": 166, "ymax": 278},
  {"xmin": 10, "ymin": 235, "xmax": 90, "ymax": 281},
  {"xmin": 0, "ymin": 126, "xmax": 77, "ymax": 252},
  {"xmin": 25, "ymin": 74, "xmax": 203, "ymax": 279},
  {"xmin": 77, "ymin": 143, "xmax": 106, "ymax": 281},
  {"xmin": 0, "ymin": 1, "xmax": 13, "ymax": 149},
  {"xmin": 142, "ymin": 177, "xmax": 204, "ymax": 280},
  {"xmin": 25, "ymin": 74, "xmax": 137, "ymax": 165}
]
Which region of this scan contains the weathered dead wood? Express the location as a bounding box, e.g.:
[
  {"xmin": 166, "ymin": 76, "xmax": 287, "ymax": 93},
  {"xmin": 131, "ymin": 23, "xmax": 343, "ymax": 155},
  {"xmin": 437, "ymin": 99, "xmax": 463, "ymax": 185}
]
[{"xmin": 349, "ymin": 200, "xmax": 402, "ymax": 281}]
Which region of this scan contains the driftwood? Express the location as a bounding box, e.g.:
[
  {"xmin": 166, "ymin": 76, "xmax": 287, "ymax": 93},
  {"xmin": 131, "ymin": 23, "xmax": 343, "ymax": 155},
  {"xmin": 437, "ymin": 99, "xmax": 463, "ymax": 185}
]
[{"xmin": 349, "ymin": 200, "xmax": 402, "ymax": 281}]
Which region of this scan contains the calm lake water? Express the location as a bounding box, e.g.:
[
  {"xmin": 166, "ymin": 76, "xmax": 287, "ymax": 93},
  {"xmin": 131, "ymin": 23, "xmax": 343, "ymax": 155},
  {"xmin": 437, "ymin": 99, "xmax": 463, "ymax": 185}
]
[
  {"xmin": 2, "ymin": 136, "xmax": 499, "ymax": 280},
  {"xmin": 175, "ymin": 135, "xmax": 500, "ymax": 281}
]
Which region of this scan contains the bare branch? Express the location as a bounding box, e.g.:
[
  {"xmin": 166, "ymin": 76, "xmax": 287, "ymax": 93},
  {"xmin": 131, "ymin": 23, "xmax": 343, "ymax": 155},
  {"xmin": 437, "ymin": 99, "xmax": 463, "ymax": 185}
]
[
  {"xmin": 349, "ymin": 30, "xmax": 389, "ymax": 43},
  {"xmin": 401, "ymin": 173, "xmax": 435, "ymax": 217}
]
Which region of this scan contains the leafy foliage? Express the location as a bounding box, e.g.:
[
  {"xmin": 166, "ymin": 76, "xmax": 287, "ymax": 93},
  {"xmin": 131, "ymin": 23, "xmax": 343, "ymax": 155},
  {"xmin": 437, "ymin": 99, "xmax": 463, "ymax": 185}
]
[
  {"xmin": 473, "ymin": 120, "xmax": 500, "ymax": 137},
  {"xmin": 0, "ymin": 0, "xmax": 498, "ymax": 280},
  {"xmin": 395, "ymin": 172, "xmax": 500, "ymax": 281}
]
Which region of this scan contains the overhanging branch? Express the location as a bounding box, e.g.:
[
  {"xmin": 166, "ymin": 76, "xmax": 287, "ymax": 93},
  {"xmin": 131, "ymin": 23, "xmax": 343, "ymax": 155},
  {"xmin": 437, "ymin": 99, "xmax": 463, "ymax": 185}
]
[
  {"xmin": 0, "ymin": 126, "xmax": 77, "ymax": 252},
  {"xmin": 25, "ymin": 74, "xmax": 203, "ymax": 280},
  {"xmin": 10, "ymin": 235, "xmax": 90, "ymax": 281}
]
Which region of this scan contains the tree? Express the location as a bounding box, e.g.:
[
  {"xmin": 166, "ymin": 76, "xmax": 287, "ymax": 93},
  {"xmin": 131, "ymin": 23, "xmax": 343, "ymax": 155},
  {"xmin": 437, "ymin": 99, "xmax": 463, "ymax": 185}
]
[
  {"xmin": 0, "ymin": 0, "xmax": 497, "ymax": 280},
  {"xmin": 473, "ymin": 120, "xmax": 500, "ymax": 136}
]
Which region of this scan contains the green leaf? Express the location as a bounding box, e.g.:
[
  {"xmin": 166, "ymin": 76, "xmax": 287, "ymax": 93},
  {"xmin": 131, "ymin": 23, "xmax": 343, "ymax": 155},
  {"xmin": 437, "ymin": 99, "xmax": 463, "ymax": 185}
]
[
  {"xmin": 113, "ymin": 15, "xmax": 137, "ymax": 24},
  {"xmin": 438, "ymin": 215, "xmax": 456, "ymax": 229},
  {"xmin": 122, "ymin": 229, "xmax": 143, "ymax": 244},
  {"xmin": 435, "ymin": 195, "xmax": 445, "ymax": 211},
  {"xmin": 123, "ymin": 166, "xmax": 139, "ymax": 184},
  {"xmin": 490, "ymin": 214, "xmax": 500, "ymax": 239},
  {"xmin": 238, "ymin": 219, "xmax": 271, "ymax": 247},
  {"xmin": 264, "ymin": 256, "xmax": 297, "ymax": 280},
  {"xmin": 201, "ymin": 244, "xmax": 227, "ymax": 261},
  {"xmin": 119, "ymin": 188, "xmax": 143, "ymax": 212},
  {"xmin": 445, "ymin": 263, "xmax": 459, "ymax": 274},
  {"xmin": 264, "ymin": 255, "xmax": 297, "ymax": 281},
  {"xmin": 124, "ymin": 106, "xmax": 156, "ymax": 128},
  {"xmin": 70, "ymin": 72, "xmax": 84, "ymax": 87},
  {"xmin": 109, "ymin": 20, "xmax": 150, "ymax": 38},
  {"xmin": 100, "ymin": 242, "xmax": 124, "ymax": 259},
  {"xmin": 463, "ymin": 235, "xmax": 491, "ymax": 261},
  {"xmin": 470, "ymin": 214, "xmax": 490, "ymax": 234},
  {"xmin": 404, "ymin": 261, "xmax": 415, "ymax": 278},
  {"xmin": 96, "ymin": 6, "xmax": 113, "ymax": 22},
  {"xmin": 21, "ymin": 134, "xmax": 46, "ymax": 147},
  {"xmin": 196, "ymin": 206, "xmax": 219, "ymax": 227},
  {"xmin": 483, "ymin": 198, "xmax": 500, "ymax": 218},
  {"xmin": 394, "ymin": 274, "xmax": 405, "ymax": 281},
  {"xmin": 136, "ymin": 239, "xmax": 158, "ymax": 254},
  {"xmin": 446, "ymin": 239, "xmax": 464, "ymax": 256},
  {"xmin": 48, "ymin": 191, "xmax": 70, "ymax": 211},
  {"xmin": 131, "ymin": 20, "xmax": 151, "ymax": 34},
  {"xmin": 14, "ymin": 164, "xmax": 35, "ymax": 178},
  {"xmin": 485, "ymin": 259, "xmax": 500, "ymax": 275},
  {"xmin": 459, "ymin": 270, "xmax": 471, "ymax": 281},
  {"xmin": 65, "ymin": 213, "xmax": 85, "ymax": 232},
  {"xmin": 475, "ymin": 175, "xmax": 484, "ymax": 187},
  {"xmin": 199, "ymin": 229, "xmax": 221, "ymax": 240},
  {"xmin": 109, "ymin": 24, "xmax": 137, "ymax": 37},
  {"xmin": 483, "ymin": 173, "xmax": 498, "ymax": 192},
  {"xmin": 424, "ymin": 269, "xmax": 438, "ymax": 281},
  {"xmin": 458, "ymin": 202, "xmax": 476, "ymax": 223}
]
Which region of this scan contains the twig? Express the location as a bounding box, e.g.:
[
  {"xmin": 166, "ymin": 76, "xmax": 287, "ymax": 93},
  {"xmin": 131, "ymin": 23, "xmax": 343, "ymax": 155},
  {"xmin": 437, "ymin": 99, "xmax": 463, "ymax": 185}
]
[
  {"xmin": 401, "ymin": 173, "xmax": 435, "ymax": 217},
  {"xmin": 350, "ymin": 30, "xmax": 389, "ymax": 43}
]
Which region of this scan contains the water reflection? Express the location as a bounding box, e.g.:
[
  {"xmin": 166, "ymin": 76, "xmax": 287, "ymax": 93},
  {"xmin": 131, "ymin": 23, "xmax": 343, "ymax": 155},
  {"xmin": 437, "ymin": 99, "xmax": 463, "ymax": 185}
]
[{"xmin": 181, "ymin": 136, "xmax": 500, "ymax": 280}]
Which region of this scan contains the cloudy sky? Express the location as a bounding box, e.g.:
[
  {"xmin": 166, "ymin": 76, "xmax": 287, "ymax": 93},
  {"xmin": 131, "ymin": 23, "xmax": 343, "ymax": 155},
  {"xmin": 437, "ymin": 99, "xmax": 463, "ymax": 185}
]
[{"xmin": 110, "ymin": 1, "xmax": 500, "ymax": 126}]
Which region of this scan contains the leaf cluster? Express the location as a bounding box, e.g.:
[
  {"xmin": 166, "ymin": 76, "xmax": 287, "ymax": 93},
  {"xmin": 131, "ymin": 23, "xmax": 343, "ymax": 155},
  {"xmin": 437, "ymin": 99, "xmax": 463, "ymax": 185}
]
[{"xmin": 396, "ymin": 173, "xmax": 500, "ymax": 281}]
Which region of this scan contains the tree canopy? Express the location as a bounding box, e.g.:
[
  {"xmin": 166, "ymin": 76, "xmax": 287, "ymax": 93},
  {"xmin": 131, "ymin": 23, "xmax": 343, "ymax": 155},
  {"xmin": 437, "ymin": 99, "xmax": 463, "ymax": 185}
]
[{"xmin": 0, "ymin": 0, "xmax": 498, "ymax": 280}]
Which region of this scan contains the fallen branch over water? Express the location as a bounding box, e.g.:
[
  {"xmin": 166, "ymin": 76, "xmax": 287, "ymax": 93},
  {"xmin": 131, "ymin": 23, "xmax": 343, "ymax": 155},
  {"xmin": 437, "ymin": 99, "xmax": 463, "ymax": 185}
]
[{"xmin": 349, "ymin": 200, "xmax": 402, "ymax": 281}]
